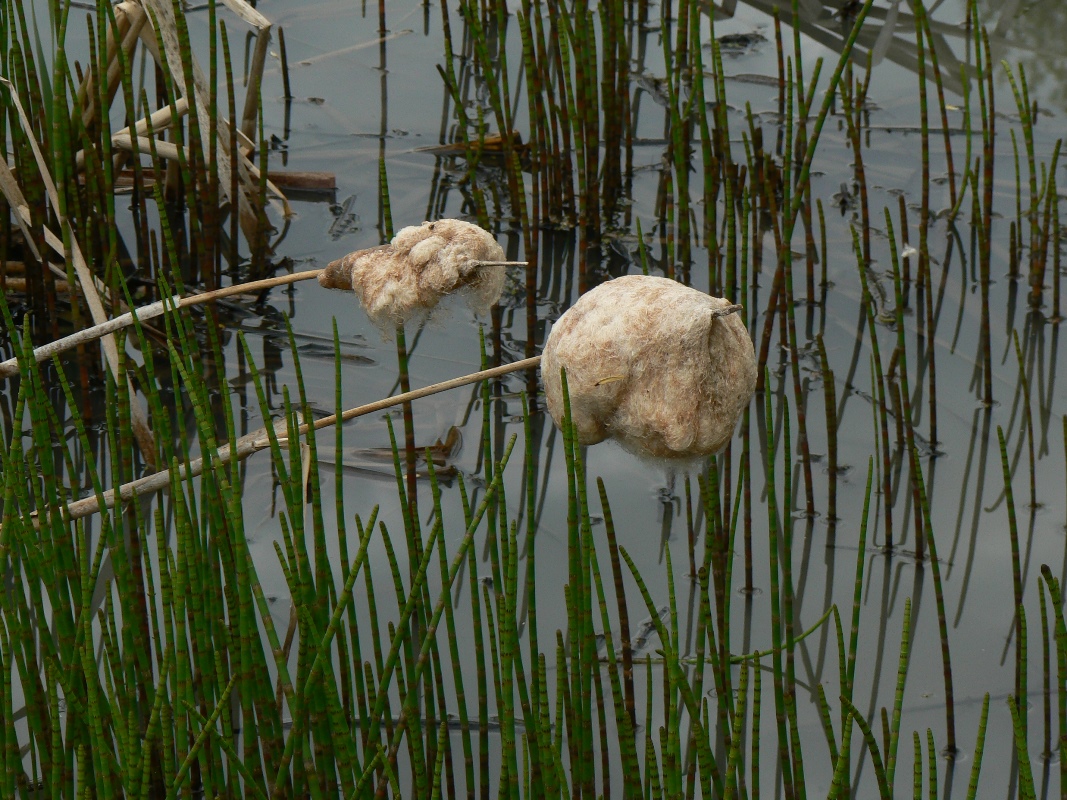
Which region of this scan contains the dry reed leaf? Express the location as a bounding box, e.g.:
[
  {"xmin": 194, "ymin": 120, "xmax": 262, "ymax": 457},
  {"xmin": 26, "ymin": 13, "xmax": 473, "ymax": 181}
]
[
  {"xmin": 541, "ymin": 275, "xmax": 757, "ymax": 462},
  {"xmin": 0, "ymin": 270, "xmax": 327, "ymax": 380},
  {"xmin": 78, "ymin": 2, "xmax": 147, "ymax": 128},
  {"xmin": 46, "ymin": 356, "xmax": 540, "ymax": 524},
  {"xmin": 417, "ymin": 130, "xmax": 529, "ymax": 160},
  {"xmin": 75, "ymin": 97, "xmax": 188, "ymax": 171},
  {"xmin": 300, "ymin": 442, "xmax": 313, "ymax": 506},
  {"xmin": 0, "ymin": 160, "xmax": 45, "ymax": 264},
  {"xmin": 319, "ymin": 219, "xmax": 507, "ymax": 330},
  {"xmin": 138, "ymin": 0, "xmax": 276, "ymax": 237}
]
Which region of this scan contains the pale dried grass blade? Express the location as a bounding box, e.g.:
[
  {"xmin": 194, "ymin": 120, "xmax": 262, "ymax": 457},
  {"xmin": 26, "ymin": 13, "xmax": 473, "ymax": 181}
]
[
  {"xmin": 300, "ymin": 442, "xmax": 313, "ymax": 505},
  {"xmin": 111, "ymin": 134, "xmax": 289, "ymax": 222},
  {"xmin": 112, "ymin": 133, "xmax": 183, "ymax": 162},
  {"xmin": 40, "ymin": 356, "xmax": 541, "ymax": 524},
  {"xmin": 219, "ymin": 0, "xmax": 271, "ymax": 29},
  {"xmin": 138, "ymin": 0, "xmax": 274, "ymax": 242},
  {"xmin": 236, "ymin": 19, "xmax": 271, "ymax": 139},
  {"xmin": 0, "ymin": 160, "xmax": 45, "ymax": 263},
  {"xmin": 213, "ymin": 0, "xmax": 273, "ymax": 139},
  {"xmin": 0, "ymin": 296, "xmax": 180, "ymax": 379},
  {"xmin": 76, "ymin": 97, "xmax": 189, "ymax": 170},
  {"xmin": 0, "ymin": 270, "xmax": 322, "ymax": 379},
  {"xmin": 78, "ymin": 2, "xmax": 148, "ymax": 128},
  {"xmin": 0, "ymin": 171, "xmax": 75, "ymax": 285}
]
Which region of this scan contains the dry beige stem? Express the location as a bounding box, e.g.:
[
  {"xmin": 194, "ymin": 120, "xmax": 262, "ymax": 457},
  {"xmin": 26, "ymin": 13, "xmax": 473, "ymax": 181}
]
[
  {"xmin": 320, "ymin": 220, "xmax": 506, "ymax": 329},
  {"xmin": 44, "ymin": 355, "xmax": 540, "ymax": 525},
  {"xmin": 138, "ymin": 0, "xmax": 273, "ymax": 238},
  {"xmin": 541, "ymin": 275, "xmax": 757, "ymax": 461},
  {"xmin": 0, "ymin": 269, "xmax": 322, "ymax": 380}
]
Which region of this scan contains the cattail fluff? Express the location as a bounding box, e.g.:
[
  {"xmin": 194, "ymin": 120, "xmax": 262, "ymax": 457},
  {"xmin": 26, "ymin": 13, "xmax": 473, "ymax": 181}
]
[
  {"xmin": 541, "ymin": 275, "xmax": 756, "ymax": 462},
  {"xmin": 319, "ymin": 219, "xmax": 506, "ymax": 329}
]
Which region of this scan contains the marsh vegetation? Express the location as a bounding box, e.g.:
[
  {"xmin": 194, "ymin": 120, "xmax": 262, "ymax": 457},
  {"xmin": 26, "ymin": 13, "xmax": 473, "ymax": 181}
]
[{"xmin": 1, "ymin": 0, "xmax": 1065, "ymax": 797}]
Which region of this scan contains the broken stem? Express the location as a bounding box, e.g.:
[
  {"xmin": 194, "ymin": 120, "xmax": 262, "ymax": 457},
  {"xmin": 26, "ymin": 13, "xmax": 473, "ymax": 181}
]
[
  {"xmin": 0, "ymin": 269, "xmax": 323, "ymax": 378},
  {"xmin": 3, "ymin": 259, "xmax": 533, "ymax": 379},
  {"xmin": 32, "ymin": 356, "xmax": 542, "ymax": 525}
]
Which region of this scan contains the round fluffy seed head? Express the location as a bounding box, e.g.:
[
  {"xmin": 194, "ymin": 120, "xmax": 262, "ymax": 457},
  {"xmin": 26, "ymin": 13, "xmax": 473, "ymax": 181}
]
[
  {"xmin": 541, "ymin": 275, "xmax": 757, "ymax": 460},
  {"xmin": 319, "ymin": 219, "xmax": 506, "ymax": 329}
]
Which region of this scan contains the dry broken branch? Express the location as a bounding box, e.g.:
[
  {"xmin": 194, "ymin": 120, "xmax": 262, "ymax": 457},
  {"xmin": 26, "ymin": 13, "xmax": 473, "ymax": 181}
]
[
  {"xmin": 36, "ymin": 356, "xmax": 542, "ymax": 525},
  {"xmin": 0, "ymin": 270, "xmax": 319, "ymax": 379},
  {"xmin": 1, "ymin": 260, "xmax": 524, "ymax": 379}
]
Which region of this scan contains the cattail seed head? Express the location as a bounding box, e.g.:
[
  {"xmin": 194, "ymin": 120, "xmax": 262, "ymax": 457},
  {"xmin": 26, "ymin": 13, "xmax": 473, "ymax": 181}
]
[
  {"xmin": 320, "ymin": 219, "xmax": 506, "ymax": 330},
  {"xmin": 542, "ymin": 275, "xmax": 757, "ymax": 461}
]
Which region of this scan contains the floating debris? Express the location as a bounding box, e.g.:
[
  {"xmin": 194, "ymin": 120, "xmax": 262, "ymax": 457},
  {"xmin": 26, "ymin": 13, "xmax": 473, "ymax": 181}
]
[
  {"xmin": 328, "ymin": 194, "xmax": 361, "ymax": 239},
  {"xmin": 416, "ymin": 130, "xmax": 531, "ymax": 164},
  {"xmin": 714, "ymin": 31, "xmax": 768, "ymax": 57},
  {"xmin": 319, "ymin": 219, "xmax": 507, "ymax": 329},
  {"xmin": 541, "ymin": 275, "xmax": 756, "ymax": 462}
]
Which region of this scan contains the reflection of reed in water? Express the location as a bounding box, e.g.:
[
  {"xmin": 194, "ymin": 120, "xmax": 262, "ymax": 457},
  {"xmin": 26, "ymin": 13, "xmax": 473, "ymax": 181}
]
[
  {"xmin": 707, "ymin": 1, "xmax": 972, "ymax": 87},
  {"xmin": 978, "ymin": 0, "xmax": 1067, "ymax": 107}
]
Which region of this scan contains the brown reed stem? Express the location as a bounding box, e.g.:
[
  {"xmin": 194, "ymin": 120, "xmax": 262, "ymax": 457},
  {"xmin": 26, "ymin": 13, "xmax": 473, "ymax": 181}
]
[
  {"xmin": 2, "ymin": 261, "xmax": 527, "ymax": 379},
  {"xmin": 395, "ymin": 323, "xmax": 419, "ymax": 525},
  {"xmin": 36, "ymin": 356, "xmax": 542, "ymax": 525},
  {"xmin": 278, "ymin": 26, "xmax": 292, "ymax": 100},
  {"xmin": 841, "ymin": 60, "xmax": 872, "ymax": 268},
  {"xmin": 913, "ymin": 12, "xmax": 930, "ymax": 291},
  {"xmin": 1054, "ymin": 184, "xmax": 1062, "ymax": 320},
  {"xmin": 978, "ymin": 26, "xmax": 995, "ymax": 404},
  {"xmin": 924, "ymin": 225, "xmax": 938, "ymax": 447},
  {"xmin": 917, "ymin": 0, "xmax": 957, "ymax": 213},
  {"xmin": 0, "ymin": 269, "xmax": 319, "ymax": 378}
]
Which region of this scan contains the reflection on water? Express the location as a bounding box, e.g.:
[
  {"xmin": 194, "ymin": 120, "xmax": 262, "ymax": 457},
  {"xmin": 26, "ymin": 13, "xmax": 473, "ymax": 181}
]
[
  {"xmin": 244, "ymin": 0, "xmax": 1065, "ymax": 791},
  {"xmin": 708, "ymin": 0, "xmax": 1067, "ymax": 111},
  {"xmin": 978, "ymin": 0, "xmax": 1067, "ymax": 108}
]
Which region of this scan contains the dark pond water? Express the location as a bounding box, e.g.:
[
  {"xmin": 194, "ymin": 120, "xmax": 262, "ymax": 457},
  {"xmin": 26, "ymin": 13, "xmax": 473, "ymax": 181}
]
[
  {"xmin": 203, "ymin": 0, "xmax": 1067, "ymax": 794},
  {"xmin": 21, "ymin": 0, "xmax": 1067, "ymax": 794}
]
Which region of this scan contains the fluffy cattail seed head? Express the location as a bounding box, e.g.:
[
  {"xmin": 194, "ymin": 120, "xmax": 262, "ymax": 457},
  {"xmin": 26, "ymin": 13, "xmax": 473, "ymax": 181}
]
[
  {"xmin": 541, "ymin": 275, "xmax": 757, "ymax": 462},
  {"xmin": 319, "ymin": 219, "xmax": 506, "ymax": 330}
]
